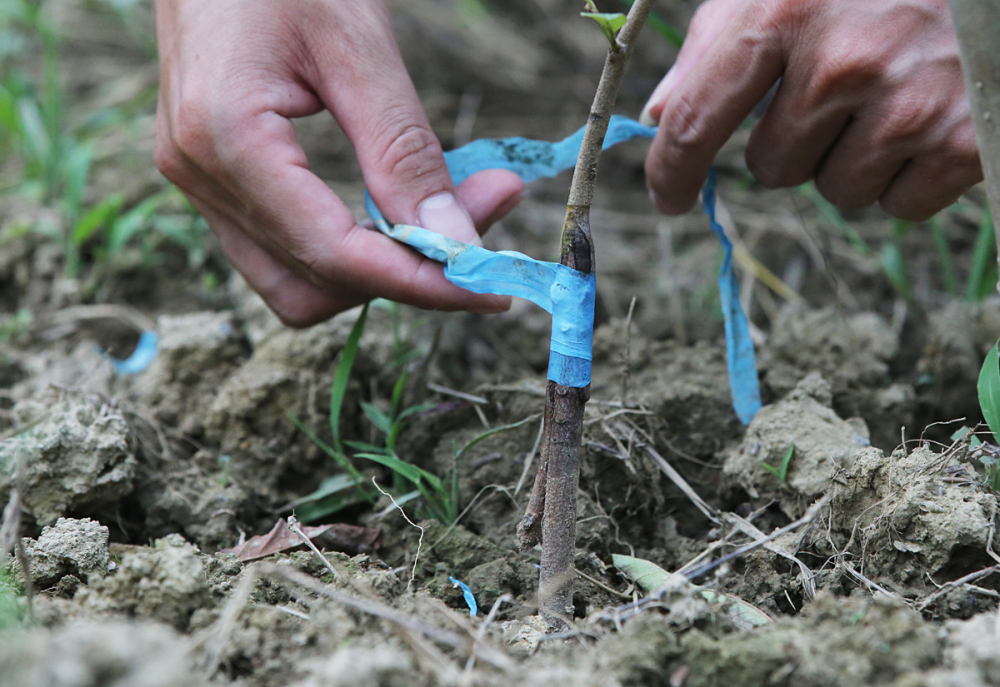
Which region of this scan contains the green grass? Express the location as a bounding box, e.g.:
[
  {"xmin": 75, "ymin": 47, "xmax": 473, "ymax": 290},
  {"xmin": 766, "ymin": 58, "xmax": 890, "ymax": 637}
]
[
  {"xmin": 797, "ymin": 182, "xmax": 997, "ymax": 302},
  {"xmin": 0, "ymin": 0, "xmax": 210, "ymax": 285},
  {"xmin": 761, "ymin": 441, "xmax": 795, "ymax": 486},
  {"xmin": 289, "ymin": 303, "xmax": 458, "ymax": 523},
  {"xmin": 976, "ymin": 340, "xmax": 1000, "ymax": 490},
  {"xmin": 0, "ymin": 564, "xmax": 24, "ymax": 630}
]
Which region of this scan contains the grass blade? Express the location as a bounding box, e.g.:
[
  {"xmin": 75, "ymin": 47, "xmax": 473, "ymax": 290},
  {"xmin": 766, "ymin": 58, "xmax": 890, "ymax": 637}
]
[
  {"xmin": 330, "ymin": 303, "xmax": 369, "ymax": 453},
  {"xmin": 967, "ymin": 206, "xmax": 996, "ymax": 302},
  {"xmin": 287, "ymin": 412, "xmax": 368, "ymax": 489},
  {"xmin": 354, "ymin": 452, "xmax": 422, "ymax": 485},
  {"xmin": 978, "ymin": 340, "xmax": 1000, "ymax": 445},
  {"xmin": 928, "ymin": 216, "xmax": 959, "ymax": 295}
]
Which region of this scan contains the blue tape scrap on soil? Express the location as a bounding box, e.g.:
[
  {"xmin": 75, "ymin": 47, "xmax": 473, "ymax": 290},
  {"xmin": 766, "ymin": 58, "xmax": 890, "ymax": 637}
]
[
  {"xmin": 449, "ymin": 576, "xmax": 478, "ymax": 617},
  {"xmin": 366, "ymin": 115, "xmax": 761, "ymax": 422},
  {"xmin": 109, "ymin": 330, "xmax": 159, "ymax": 375}
]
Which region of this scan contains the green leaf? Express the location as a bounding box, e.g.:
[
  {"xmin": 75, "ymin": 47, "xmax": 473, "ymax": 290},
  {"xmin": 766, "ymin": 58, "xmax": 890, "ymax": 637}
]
[
  {"xmin": 978, "ymin": 340, "xmax": 1000, "ymax": 445},
  {"xmin": 16, "ymin": 97, "xmax": 50, "ymax": 168},
  {"xmin": 390, "ymin": 370, "xmax": 407, "ymax": 418},
  {"xmin": 71, "ymin": 194, "xmax": 123, "ymax": 246},
  {"xmin": 60, "ymin": 143, "xmax": 92, "ymax": 221},
  {"xmin": 761, "ymin": 441, "xmax": 795, "ymax": 485},
  {"xmin": 281, "ymin": 473, "xmax": 370, "ymax": 521},
  {"xmin": 613, "ymin": 554, "xmax": 770, "ymax": 630},
  {"xmin": 360, "ymin": 401, "xmax": 393, "ymax": 435},
  {"xmin": 294, "ymin": 489, "xmax": 369, "ymax": 523},
  {"xmin": 581, "ymin": 11, "xmax": 627, "ymax": 44},
  {"xmin": 343, "ymin": 440, "xmax": 387, "ymax": 454},
  {"xmin": 0, "ymin": 85, "xmax": 19, "ymax": 137},
  {"xmin": 454, "ymin": 414, "xmax": 539, "ymax": 461},
  {"xmin": 929, "ymin": 216, "xmax": 959, "ymax": 295},
  {"xmin": 355, "ymin": 452, "xmax": 422, "ymax": 485},
  {"xmin": 287, "ymin": 412, "xmax": 367, "ymax": 488},
  {"xmin": 107, "ymin": 191, "xmax": 169, "ymax": 254},
  {"xmin": 968, "ymin": 206, "xmax": 996, "ymax": 302},
  {"xmin": 879, "ymin": 242, "xmax": 912, "ymax": 301},
  {"xmin": 395, "ymin": 403, "xmax": 437, "ymax": 421},
  {"xmin": 330, "ymin": 303, "xmax": 369, "ymax": 453}
]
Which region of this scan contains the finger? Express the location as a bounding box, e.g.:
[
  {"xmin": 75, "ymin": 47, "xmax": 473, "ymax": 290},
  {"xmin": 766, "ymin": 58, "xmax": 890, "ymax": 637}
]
[
  {"xmin": 213, "ymin": 109, "xmax": 510, "ymax": 313},
  {"xmin": 640, "ymin": 0, "xmax": 745, "ymax": 126},
  {"xmin": 300, "ymin": 4, "xmax": 482, "ymax": 246},
  {"xmin": 645, "ymin": 2, "xmax": 785, "ymax": 214},
  {"xmin": 812, "ymin": 119, "xmax": 908, "ymax": 212},
  {"xmin": 452, "ymin": 169, "xmax": 524, "ymax": 236},
  {"xmin": 195, "ymin": 201, "xmax": 367, "ymax": 327},
  {"xmin": 743, "ymin": 65, "xmax": 855, "ymax": 189},
  {"xmin": 880, "ymin": 153, "xmax": 983, "ymax": 221}
]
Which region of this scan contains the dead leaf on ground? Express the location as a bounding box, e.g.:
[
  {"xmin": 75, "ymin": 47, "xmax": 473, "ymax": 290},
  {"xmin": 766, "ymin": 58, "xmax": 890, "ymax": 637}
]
[{"xmin": 220, "ymin": 518, "xmax": 380, "ymax": 562}]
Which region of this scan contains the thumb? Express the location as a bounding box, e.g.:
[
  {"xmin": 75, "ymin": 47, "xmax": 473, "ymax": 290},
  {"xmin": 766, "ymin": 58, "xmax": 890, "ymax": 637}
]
[
  {"xmin": 304, "ymin": 5, "xmax": 483, "ymax": 246},
  {"xmin": 640, "ymin": 0, "xmax": 744, "ymax": 126}
]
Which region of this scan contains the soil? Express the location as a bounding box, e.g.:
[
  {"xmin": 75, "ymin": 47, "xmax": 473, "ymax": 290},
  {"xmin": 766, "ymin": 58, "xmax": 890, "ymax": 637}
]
[{"xmin": 3, "ymin": 1, "xmax": 1000, "ymax": 686}]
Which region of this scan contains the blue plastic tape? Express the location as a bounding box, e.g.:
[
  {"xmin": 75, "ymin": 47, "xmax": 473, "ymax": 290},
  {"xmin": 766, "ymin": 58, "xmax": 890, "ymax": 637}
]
[
  {"xmin": 365, "ymin": 199, "xmax": 597, "ymax": 387},
  {"xmin": 109, "ymin": 330, "xmax": 159, "ymax": 375},
  {"xmin": 702, "ymin": 169, "xmax": 762, "ymax": 424},
  {"xmin": 449, "ymin": 576, "xmax": 478, "ymax": 617},
  {"xmin": 366, "ymin": 116, "xmax": 761, "ymax": 422}
]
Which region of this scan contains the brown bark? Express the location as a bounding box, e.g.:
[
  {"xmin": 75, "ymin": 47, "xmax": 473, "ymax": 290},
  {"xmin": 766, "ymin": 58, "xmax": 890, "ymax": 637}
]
[{"xmin": 948, "ymin": 0, "xmax": 1000, "ymax": 291}]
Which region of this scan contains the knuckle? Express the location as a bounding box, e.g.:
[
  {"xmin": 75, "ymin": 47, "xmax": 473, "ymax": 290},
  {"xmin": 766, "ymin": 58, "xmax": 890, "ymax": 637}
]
[
  {"xmin": 662, "ymin": 90, "xmax": 714, "ymax": 153},
  {"xmin": 371, "ymin": 108, "xmax": 446, "ymax": 182},
  {"xmin": 170, "ymin": 98, "xmax": 215, "ymax": 166},
  {"xmin": 758, "ymin": 0, "xmax": 811, "ymax": 37},
  {"xmin": 746, "ymin": 151, "xmax": 795, "ymax": 188},
  {"xmin": 807, "ymin": 50, "xmax": 882, "ymax": 105},
  {"xmin": 153, "ymin": 128, "xmax": 186, "ymax": 183},
  {"xmin": 875, "ymin": 96, "xmax": 942, "ymax": 148}
]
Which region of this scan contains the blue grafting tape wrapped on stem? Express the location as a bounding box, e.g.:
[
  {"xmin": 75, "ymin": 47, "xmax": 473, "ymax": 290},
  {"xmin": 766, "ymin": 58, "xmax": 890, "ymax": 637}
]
[{"xmin": 366, "ymin": 116, "xmax": 761, "ymax": 423}]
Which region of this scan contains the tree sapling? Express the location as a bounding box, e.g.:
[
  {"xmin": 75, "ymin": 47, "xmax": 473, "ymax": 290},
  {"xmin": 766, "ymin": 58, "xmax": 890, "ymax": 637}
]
[{"xmin": 515, "ymin": 0, "xmax": 655, "ymax": 622}]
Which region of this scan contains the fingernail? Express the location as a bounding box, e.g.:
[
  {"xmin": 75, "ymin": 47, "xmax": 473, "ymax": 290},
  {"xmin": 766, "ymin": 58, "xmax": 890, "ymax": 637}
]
[
  {"xmin": 639, "ymin": 66, "xmax": 678, "ymax": 127},
  {"xmin": 418, "ymin": 192, "xmax": 482, "ymax": 246}
]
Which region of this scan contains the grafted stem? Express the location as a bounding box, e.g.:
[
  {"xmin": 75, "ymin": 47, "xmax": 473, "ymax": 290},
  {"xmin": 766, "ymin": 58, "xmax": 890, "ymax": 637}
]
[{"xmin": 516, "ymin": 0, "xmax": 655, "ymax": 622}]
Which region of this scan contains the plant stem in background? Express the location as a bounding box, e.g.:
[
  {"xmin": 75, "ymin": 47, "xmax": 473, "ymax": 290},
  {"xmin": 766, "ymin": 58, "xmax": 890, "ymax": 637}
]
[
  {"xmin": 947, "ymin": 0, "xmax": 1000, "ymax": 295},
  {"xmin": 516, "ymin": 0, "xmax": 654, "ymax": 622}
]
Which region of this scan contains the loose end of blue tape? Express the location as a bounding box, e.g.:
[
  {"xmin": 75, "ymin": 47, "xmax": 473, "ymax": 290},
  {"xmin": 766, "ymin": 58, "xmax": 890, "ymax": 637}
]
[
  {"xmin": 367, "ymin": 118, "xmax": 759, "ymax": 409},
  {"xmin": 449, "ymin": 576, "xmax": 478, "ymax": 617},
  {"xmin": 109, "ymin": 330, "xmax": 159, "ymax": 375},
  {"xmin": 702, "ymin": 170, "xmax": 762, "ymax": 425}
]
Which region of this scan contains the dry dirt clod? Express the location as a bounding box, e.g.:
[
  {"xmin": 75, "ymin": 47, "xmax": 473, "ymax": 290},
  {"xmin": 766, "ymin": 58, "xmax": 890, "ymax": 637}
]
[
  {"xmin": 824, "ymin": 444, "xmax": 998, "ymax": 599},
  {"xmin": 0, "ymin": 620, "xmax": 201, "ymax": 687},
  {"xmin": 14, "ymin": 517, "xmax": 110, "ymax": 589},
  {"xmin": 724, "ymin": 372, "xmax": 870, "ymax": 518},
  {"xmin": 77, "ymin": 534, "xmax": 212, "ymax": 631},
  {"xmin": 760, "ymin": 303, "xmax": 915, "ymax": 450},
  {"xmin": 0, "ymin": 396, "xmax": 136, "ymax": 529}
]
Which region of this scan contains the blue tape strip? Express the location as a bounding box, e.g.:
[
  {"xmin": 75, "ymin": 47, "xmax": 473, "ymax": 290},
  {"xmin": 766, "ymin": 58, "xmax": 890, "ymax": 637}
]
[
  {"xmin": 443, "ymin": 114, "xmax": 657, "ymax": 184},
  {"xmin": 365, "ymin": 200, "xmax": 596, "ymax": 387},
  {"xmin": 109, "ymin": 330, "xmax": 159, "ymax": 375},
  {"xmin": 702, "ymin": 169, "xmax": 762, "ymax": 424},
  {"xmin": 366, "ymin": 116, "xmax": 761, "ymax": 422},
  {"xmin": 449, "ymin": 576, "xmax": 478, "ymax": 617}
]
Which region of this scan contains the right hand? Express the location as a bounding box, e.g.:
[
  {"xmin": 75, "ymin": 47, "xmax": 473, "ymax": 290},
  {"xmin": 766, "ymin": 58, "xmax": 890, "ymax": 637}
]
[
  {"xmin": 154, "ymin": 0, "xmax": 522, "ymax": 327},
  {"xmin": 641, "ymin": 0, "xmax": 981, "ymax": 222}
]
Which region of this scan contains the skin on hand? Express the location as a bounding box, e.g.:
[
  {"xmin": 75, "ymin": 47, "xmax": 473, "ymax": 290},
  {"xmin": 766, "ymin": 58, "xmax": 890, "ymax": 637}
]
[
  {"xmin": 642, "ymin": 0, "xmax": 983, "ymax": 222},
  {"xmin": 154, "ymin": 0, "xmax": 523, "ymax": 327}
]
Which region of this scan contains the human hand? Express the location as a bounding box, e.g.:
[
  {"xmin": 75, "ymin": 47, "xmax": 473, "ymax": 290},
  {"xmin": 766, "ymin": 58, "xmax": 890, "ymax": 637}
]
[
  {"xmin": 154, "ymin": 0, "xmax": 522, "ymax": 327},
  {"xmin": 641, "ymin": 0, "xmax": 982, "ymax": 221}
]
